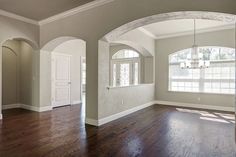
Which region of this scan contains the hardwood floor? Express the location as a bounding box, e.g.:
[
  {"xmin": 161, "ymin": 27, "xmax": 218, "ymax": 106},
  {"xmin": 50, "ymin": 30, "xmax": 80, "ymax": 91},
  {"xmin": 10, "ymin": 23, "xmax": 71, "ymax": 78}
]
[{"xmin": 0, "ymin": 104, "xmax": 235, "ymax": 157}]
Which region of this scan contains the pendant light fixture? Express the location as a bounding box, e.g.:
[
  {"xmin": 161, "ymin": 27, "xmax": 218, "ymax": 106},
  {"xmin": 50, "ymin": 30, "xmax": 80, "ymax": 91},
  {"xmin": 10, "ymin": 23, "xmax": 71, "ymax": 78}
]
[{"xmin": 180, "ymin": 19, "xmax": 210, "ymax": 69}]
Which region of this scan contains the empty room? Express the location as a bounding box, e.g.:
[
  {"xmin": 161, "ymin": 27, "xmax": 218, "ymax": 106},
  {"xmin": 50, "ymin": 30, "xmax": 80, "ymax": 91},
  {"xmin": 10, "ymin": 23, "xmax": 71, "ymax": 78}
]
[{"xmin": 0, "ymin": 0, "xmax": 235, "ymax": 157}]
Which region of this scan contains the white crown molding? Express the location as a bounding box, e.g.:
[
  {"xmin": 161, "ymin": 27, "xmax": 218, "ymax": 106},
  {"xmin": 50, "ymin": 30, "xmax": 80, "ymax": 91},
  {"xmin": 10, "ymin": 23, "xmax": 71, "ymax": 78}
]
[
  {"xmin": 39, "ymin": 0, "xmax": 114, "ymax": 25},
  {"xmin": 154, "ymin": 24, "xmax": 235, "ymax": 40},
  {"xmin": 0, "ymin": 0, "xmax": 114, "ymax": 26},
  {"xmin": 138, "ymin": 27, "xmax": 157, "ymax": 39},
  {"xmin": 0, "ymin": 9, "xmax": 38, "ymax": 25}
]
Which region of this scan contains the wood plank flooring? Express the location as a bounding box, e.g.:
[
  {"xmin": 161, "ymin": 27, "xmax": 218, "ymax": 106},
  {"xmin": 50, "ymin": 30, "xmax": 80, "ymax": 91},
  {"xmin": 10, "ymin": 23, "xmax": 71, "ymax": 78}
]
[{"xmin": 0, "ymin": 104, "xmax": 235, "ymax": 157}]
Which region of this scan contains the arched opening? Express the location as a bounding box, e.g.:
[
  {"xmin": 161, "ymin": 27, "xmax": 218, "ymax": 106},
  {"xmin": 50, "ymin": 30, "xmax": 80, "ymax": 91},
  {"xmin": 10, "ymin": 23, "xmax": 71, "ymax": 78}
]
[
  {"xmin": 110, "ymin": 48, "xmax": 154, "ymax": 87},
  {"xmin": 1, "ymin": 38, "xmax": 38, "ymax": 116},
  {"xmin": 103, "ymin": 11, "xmax": 236, "ymax": 42},
  {"xmin": 111, "ymin": 49, "xmax": 141, "ymax": 87},
  {"xmin": 41, "ymin": 37, "xmax": 87, "ymax": 121},
  {"xmin": 97, "ymin": 11, "xmax": 235, "ymax": 124}
]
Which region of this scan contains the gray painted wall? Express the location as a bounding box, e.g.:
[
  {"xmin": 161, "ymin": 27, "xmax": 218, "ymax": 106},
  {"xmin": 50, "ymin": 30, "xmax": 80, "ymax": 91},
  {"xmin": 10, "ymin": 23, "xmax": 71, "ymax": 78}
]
[
  {"xmin": 39, "ymin": 0, "xmax": 236, "ymax": 120},
  {"xmin": 20, "ymin": 41, "xmax": 34, "ymax": 106},
  {"xmin": 2, "ymin": 40, "xmax": 35, "ymax": 107},
  {"xmin": 2, "ymin": 41, "xmax": 19, "ymax": 105},
  {"xmin": 0, "ymin": 14, "xmax": 39, "ymax": 116},
  {"xmin": 0, "ymin": 0, "xmax": 235, "ymax": 120},
  {"xmin": 155, "ymin": 29, "xmax": 235, "ymax": 107},
  {"xmin": 98, "ymin": 40, "xmax": 155, "ymax": 119}
]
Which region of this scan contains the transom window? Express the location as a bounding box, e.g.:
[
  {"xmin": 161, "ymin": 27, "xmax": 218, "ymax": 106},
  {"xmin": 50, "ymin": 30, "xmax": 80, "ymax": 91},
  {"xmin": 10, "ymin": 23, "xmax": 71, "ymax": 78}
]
[
  {"xmin": 111, "ymin": 49, "xmax": 140, "ymax": 87},
  {"xmin": 169, "ymin": 47, "xmax": 235, "ymax": 94}
]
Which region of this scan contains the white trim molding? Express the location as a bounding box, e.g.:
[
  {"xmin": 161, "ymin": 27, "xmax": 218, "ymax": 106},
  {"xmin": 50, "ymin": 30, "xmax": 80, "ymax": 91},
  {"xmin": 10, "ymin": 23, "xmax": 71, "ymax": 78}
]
[
  {"xmin": 21, "ymin": 104, "xmax": 52, "ymax": 112},
  {"xmin": 0, "ymin": 114, "xmax": 2, "ymax": 120},
  {"xmin": 2, "ymin": 104, "xmax": 52, "ymax": 112},
  {"xmin": 39, "ymin": 0, "xmax": 114, "ymax": 25},
  {"xmin": 138, "ymin": 27, "xmax": 157, "ymax": 39},
  {"xmin": 155, "ymin": 100, "xmax": 234, "ymax": 112},
  {"xmin": 139, "ymin": 24, "xmax": 235, "ymax": 40},
  {"xmin": 85, "ymin": 118, "xmax": 99, "ymax": 126},
  {"xmin": 153, "ymin": 24, "xmax": 235, "ymax": 40},
  {"xmin": 85, "ymin": 101, "xmax": 156, "ymax": 126},
  {"xmin": 0, "ymin": 9, "xmax": 38, "ymax": 25},
  {"xmin": 85, "ymin": 100, "xmax": 234, "ymax": 127},
  {"xmin": 0, "ymin": 0, "xmax": 114, "ymax": 26},
  {"xmin": 72, "ymin": 100, "xmax": 82, "ymax": 105},
  {"xmin": 2, "ymin": 104, "xmax": 21, "ymax": 110}
]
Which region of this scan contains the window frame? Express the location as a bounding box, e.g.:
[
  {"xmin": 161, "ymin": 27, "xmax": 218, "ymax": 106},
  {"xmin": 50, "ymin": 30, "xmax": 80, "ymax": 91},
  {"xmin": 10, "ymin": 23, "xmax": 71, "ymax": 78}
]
[
  {"xmin": 168, "ymin": 47, "xmax": 235, "ymax": 95},
  {"xmin": 110, "ymin": 57, "xmax": 141, "ymax": 87}
]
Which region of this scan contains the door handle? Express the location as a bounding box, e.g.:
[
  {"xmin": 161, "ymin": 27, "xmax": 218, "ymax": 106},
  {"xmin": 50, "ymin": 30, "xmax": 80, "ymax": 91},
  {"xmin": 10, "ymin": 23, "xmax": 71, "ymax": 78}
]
[{"xmin": 68, "ymin": 82, "xmax": 71, "ymax": 85}]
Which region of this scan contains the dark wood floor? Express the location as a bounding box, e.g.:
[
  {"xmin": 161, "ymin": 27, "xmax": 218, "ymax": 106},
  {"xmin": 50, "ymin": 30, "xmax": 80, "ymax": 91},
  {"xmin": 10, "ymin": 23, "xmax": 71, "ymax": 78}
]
[{"xmin": 0, "ymin": 104, "xmax": 235, "ymax": 157}]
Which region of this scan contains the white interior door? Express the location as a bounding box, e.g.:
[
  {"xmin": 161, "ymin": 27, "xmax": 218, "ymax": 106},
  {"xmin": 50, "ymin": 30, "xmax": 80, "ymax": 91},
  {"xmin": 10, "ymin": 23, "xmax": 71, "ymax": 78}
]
[{"xmin": 52, "ymin": 52, "xmax": 71, "ymax": 107}]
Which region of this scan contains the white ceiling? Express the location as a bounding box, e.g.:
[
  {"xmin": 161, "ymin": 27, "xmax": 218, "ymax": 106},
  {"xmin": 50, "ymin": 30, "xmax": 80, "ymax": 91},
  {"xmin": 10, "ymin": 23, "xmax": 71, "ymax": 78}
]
[{"xmin": 141, "ymin": 19, "xmax": 234, "ymax": 39}]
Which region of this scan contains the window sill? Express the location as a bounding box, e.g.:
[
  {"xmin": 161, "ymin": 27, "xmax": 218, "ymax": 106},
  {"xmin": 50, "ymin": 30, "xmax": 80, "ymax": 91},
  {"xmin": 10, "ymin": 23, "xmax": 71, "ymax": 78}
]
[
  {"xmin": 107, "ymin": 83, "xmax": 154, "ymax": 90},
  {"xmin": 167, "ymin": 90, "xmax": 234, "ymax": 96}
]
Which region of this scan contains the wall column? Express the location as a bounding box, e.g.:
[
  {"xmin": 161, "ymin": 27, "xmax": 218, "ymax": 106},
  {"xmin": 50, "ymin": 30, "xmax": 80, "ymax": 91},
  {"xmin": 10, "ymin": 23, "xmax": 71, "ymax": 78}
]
[{"xmin": 85, "ymin": 39, "xmax": 99, "ymax": 125}]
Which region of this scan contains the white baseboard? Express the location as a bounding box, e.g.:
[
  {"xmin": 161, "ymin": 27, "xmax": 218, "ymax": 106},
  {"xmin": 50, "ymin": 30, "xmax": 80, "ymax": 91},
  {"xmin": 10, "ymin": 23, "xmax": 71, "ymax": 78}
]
[
  {"xmin": 85, "ymin": 118, "xmax": 99, "ymax": 126},
  {"xmin": 72, "ymin": 100, "xmax": 82, "ymax": 105},
  {"xmin": 155, "ymin": 100, "xmax": 235, "ymax": 112},
  {"xmin": 2, "ymin": 104, "xmax": 52, "ymax": 112},
  {"xmin": 2, "ymin": 104, "xmax": 21, "ymax": 110},
  {"xmin": 85, "ymin": 101, "xmax": 156, "ymax": 126},
  {"xmin": 39, "ymin": 106, "xmax": 53, "ymax": 112},
  {"xmin": 21, "ymin": 104, "xmax": 52, "ymax": 112},
  {"xmin": 98, "ymin": 101, "xmax": 156, "ymax": 126}
]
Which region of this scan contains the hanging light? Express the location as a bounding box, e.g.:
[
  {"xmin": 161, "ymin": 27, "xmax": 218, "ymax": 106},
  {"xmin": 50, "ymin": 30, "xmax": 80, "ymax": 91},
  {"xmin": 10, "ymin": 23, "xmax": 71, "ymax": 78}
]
[{"xmin": 180, "ymin": 19, "xmax": 210, "ymax": 69}]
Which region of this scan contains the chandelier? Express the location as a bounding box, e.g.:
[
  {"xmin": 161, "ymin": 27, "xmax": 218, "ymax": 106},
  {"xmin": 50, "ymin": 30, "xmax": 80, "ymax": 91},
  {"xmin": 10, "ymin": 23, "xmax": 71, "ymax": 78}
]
[{"xmin": 180, "ymin": 19, "xmax": 210, "ymax": 69}]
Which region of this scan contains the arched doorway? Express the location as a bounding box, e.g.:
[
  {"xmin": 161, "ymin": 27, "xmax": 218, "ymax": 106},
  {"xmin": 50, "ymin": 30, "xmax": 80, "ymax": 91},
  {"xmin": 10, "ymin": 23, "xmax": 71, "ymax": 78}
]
[
  {"xmin": 95, "ymin": 11, "xmax": 236, "ymax": 125},
  {"xmin": 41, "ymin": 37, "xmax": 87, "ymax": 120},
  {"xmin": 1, "ymin": 38, "xmax": 39, "ymax": 118}
]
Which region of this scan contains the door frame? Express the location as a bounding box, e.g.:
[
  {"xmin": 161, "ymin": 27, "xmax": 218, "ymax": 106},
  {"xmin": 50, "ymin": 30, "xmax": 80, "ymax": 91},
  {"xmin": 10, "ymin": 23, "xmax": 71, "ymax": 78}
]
[
  {"xmin": 110, "ymin": 58, "xmax": 141, "ymax": 86},
  {"xmin": 51, "ymin": 52, "xmax": 72, "ymax": 108},
  {"xmin": 80, "ymin": 56, "xmax": 86, "ymax": 102}
]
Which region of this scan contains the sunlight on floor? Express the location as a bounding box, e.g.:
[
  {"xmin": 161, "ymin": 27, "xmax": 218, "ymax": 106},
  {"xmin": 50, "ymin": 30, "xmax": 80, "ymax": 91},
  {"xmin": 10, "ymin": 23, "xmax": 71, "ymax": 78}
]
[
  {"xmin": 200, "ymin": 117, "xmax": 230, "ymax": 123},
  {"xmin": 176, "ymin": 108, "xmax": 235, "ymax": 124}
]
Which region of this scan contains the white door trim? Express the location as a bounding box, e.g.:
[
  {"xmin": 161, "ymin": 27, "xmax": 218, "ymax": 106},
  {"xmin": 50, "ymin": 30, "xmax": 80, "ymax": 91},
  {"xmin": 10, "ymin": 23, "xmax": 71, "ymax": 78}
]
[
  {"xmin": 80, "ymin": 57, "xmax": 86, "ymax": 101},
  {"xmin": 51, "ymin": 52, "xmax": 72, "ymax": 108}
]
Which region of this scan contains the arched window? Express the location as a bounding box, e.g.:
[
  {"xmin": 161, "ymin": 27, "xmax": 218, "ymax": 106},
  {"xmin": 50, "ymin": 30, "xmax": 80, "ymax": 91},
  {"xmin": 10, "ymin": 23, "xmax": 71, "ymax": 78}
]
[
  {"xmin": 111, "ymin": 49, "xmax": 140, "ymax": 87},
  {"xmin": 169, "ymin": 47, "xmax": 235, "ymax": 94},
  {"xmin": 112, "ymin": 49, "xmax": 140, "ymax": 59}
]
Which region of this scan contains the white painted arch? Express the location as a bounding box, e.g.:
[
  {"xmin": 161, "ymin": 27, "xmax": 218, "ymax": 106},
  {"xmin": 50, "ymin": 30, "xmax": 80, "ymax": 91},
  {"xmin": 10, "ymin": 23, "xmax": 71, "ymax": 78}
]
[
  {"xmin": 103, "ymin": 11, "xmax": 236, "ymax": 42},
  {"xmin": 0, "ymin": 37, "xmax": 39, "ymax": 119},
  {"xmin": 40, "ymin": 36, "xmax": 86, "ymax": 115},
  {"xmin": 110, "ymin": 40, "xmax": 153, "ymax": 57},
  {"xmin": 41, "ymin": 36, "xmax": 86, "ymax": 51}
]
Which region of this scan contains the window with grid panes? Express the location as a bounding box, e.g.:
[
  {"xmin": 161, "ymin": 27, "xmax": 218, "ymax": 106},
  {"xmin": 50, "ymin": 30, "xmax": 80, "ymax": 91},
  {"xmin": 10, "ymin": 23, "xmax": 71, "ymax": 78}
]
[
  {"xmin": 111, "ymin": 49, "xmax": 140, "ymax": 87},
  {"xmin": 169, "ymin": 47, "xmax": 235, "ymax": 94}
]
